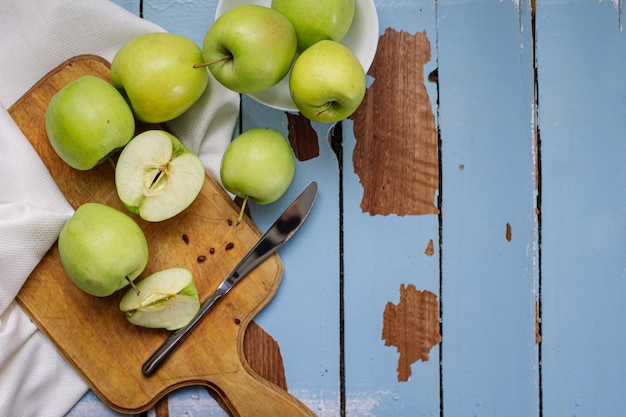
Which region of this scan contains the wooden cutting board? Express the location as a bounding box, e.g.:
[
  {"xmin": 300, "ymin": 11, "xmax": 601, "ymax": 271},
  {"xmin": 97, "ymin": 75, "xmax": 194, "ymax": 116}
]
[{"xmin": 10, "ymin": 55, "xmax": 316, "ymax": 416}]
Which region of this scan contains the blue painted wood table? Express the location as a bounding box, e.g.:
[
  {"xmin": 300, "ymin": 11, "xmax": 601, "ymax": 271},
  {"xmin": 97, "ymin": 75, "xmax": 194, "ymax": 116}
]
[{"xmin": 68, "ymin": 0, "xmax": 625, "ymax": 416}]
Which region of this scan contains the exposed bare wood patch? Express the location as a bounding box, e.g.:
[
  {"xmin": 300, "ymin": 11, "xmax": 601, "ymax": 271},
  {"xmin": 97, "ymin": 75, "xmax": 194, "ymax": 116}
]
[
  {"xmin": 382, "ymin": 284, "xmax": 441, "ymax": 382},
  {"xmin": 424, "ymin": 239, "xmax": 435, "ymax": 256},
  {"xmin": 535, "ymin": 298, "xmax": 542, "ymax": 344},
  {"xmin": 205, "ymin": 321, "xmax": 288, "ymax": 415},
  {"xmin": 155, "ymin": 396, "xmax": 169, "ymax": 417},
  {"xmin": 506, "ymin": 222, "xmax": 512, "ymax": 242},
  {"xmin": 285, "ymin": 112, "xmax": 319, "ymax": 161},
  {"xmin": 350, "ymin": 28, "xmax": 439, "ymax": 216},
  {"xmin": 244, "ymin": 321, "xmax": 288, "ymax": 390}
]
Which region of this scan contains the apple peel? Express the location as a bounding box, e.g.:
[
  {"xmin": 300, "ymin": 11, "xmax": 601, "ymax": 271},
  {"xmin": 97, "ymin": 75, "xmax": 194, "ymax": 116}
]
[{"xmin": 119, "ymin": 267, "xmax": 200, "ymax": 331}]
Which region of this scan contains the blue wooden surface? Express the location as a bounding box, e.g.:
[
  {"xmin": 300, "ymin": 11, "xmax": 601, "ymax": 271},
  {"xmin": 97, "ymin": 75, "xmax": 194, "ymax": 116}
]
[
  {"xmin": 343, "ymin": 1, "xmax": 441, "ymax": 416},
  {"xmin": 437, "ymin": 1, "xmax": 539, "ymax": 416},
  {"xmin": 67, "ymin": 0, "xmax": 626, "ymax": 416},
  {"xmin": 538, "ymin": 2, "xmax": 626, "ymax": 417},
  {"xmin": 239, "ymin": 97, "xmax": 342, "ymax": 414}
]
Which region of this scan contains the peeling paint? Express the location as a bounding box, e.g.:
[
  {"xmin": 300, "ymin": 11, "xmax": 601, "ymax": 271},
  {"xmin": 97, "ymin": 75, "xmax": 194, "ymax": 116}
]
[
  {"xmin": 350, "ymin": 28, "xmax": 439, "ymax": 216},
  {"xmin": 506, "ymin": 222, "xmax": 512, "ymax": 241},
  {"xmin": 424, "ymin": 239, "xmax": 435, "ymax": 256},
  {"xmin": 285, "ymin": 112, "xmax": 319, "ymax": 161},
  {"xmin": 535, "ymin": 298, "xmax": 541, "ymax": 344},
  {"xmin": 610, "ymin": 0, "xmax": 624, "ymax": 31},
  {"xmin": 382, "ymin": 284, "xmax": 441, "ymax": 382}
]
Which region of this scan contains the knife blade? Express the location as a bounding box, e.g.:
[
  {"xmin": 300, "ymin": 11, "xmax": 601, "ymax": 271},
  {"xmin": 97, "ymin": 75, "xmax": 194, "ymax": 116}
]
[{"xmin": 142, "ymin": 181, "xmax": 318, "ymax": 376}]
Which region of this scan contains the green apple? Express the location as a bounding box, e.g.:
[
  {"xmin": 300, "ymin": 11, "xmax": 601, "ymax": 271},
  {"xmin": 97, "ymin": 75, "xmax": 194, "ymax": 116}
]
[
  {"xmin": 200, "ymin": 4, "xmax": 297, "ymax": 94},
  {"xmin": 119, "ymin": 267, "xmax": 200, "ymax": 331},
  {"xmin": 45, "ymin": 75, "xmax": 135, "ymax": 171},
  {"xmin": 289, "ymin": 40, "xmax": 366, "ymax": 123},
  {"xmin": 272, "ymin": 0, "xmax": 355, "ymax": 53},
  {"xmin": 111, "ymin": 32, "xmax": 208, "ymax": 123},
  {"xmin": 220, "ymin": 128, "xmax": 295, "ymax": 223},
  {"xmin": 115, "ymin": 130, "xmax": 206, "ymax": 222},
  {"xmin": 58, "ymin": 203, "xmax": 149, "ymax": 297}
]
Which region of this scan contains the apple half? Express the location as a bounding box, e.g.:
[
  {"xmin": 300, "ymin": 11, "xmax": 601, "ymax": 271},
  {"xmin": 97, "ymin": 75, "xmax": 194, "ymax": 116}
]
[
  {"xmin": 119, "ymin": 267, "xmax": 200, "ymax": 331},
  {"xmin": 115, "ymin": 130, "xmax": 206, "ymax": 222}
]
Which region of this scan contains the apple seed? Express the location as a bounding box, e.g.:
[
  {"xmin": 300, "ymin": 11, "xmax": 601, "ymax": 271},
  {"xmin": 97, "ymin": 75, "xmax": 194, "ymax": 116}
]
[{"xmin": 150, "ymin": 168, "xmax": 165, "ymax": 189}]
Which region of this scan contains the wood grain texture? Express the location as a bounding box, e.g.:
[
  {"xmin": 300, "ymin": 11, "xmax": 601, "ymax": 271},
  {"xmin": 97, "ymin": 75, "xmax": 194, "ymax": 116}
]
[
  {"xmin": 10, "ymin": 55, "xmax": 314, "ymax": 417},
  {"xmin": 382, "ymin": 285, "xmax": 441, "ymax": 382},
  {"xmin": 350, "ymin": 28, "xmax": 439, "ymax": 216},
  {"xmin": 285, "ymin": 112, "xmax": 320, "ymax": 161},
  {"xmin": 342, "ymin": 3, "xmax": 443, "ymax": 415}
]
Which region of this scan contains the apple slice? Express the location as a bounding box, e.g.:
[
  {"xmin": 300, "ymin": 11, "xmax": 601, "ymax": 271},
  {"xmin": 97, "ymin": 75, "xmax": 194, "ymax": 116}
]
[
  {"xmin": 115, "ymin": 130, "xmax": 206, "ymax": 222},
  {"xmin": 119, "ymin": 267, "xmax": 200, "ymax": 331}
]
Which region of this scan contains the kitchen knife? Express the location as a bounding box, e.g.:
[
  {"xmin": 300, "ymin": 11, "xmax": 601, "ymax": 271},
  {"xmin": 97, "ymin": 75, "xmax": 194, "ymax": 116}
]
[{"xmin": 142, "ymin": 181, "xmax": 318, "ymax": 376}]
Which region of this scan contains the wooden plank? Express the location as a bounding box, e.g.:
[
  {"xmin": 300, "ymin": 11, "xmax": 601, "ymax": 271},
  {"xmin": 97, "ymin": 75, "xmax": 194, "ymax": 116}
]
[
  {"xmin": 536, "ymin": 1, "xmax": 626, "ymax": 416},
  {"xmin": 437, "ymin": 1, "xmax": 540, "ymax": 416},
  {"xmin": 240, "ymin": 97, "xmax": 342, "ymax": 415},
  {"xmin": 342, "ymin": 0, "xmax": 442, "ymax": 415}
]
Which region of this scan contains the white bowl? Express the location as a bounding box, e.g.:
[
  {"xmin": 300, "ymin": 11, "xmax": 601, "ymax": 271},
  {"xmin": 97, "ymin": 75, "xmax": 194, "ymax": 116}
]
[{"xmin": 215, "ymin": 0, "xmax": 379, "ymax": 112}]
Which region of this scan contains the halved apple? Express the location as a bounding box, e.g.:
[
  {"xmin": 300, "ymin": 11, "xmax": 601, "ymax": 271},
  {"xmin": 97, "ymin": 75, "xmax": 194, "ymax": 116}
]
[
  {"xmin": 115, "ymin": 130, "xmax": 205, "ymax": 222},
  {"xmin": 119, "ymin": 267, "xmax": 200, "ymax": 331}
]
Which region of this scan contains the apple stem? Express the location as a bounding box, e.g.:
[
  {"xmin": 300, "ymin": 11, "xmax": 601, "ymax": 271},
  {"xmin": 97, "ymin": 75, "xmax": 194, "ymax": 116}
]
[
  {"xmin": 107, "ymin": 157, "xmax": 117, "ymax": 170},
  {"xmin": 193, "ymin": 55, "xmax": 232, "ymax": 68},
  {"xmin": 315, "ymin": 102, "xmax": 332, "ymax": 117},
  {"xmin": 126, "ymin": 276, "xmax": 140, "ymax": 296},
  {"xmin": 237, "ymin": 195, "xmax": 249, "ymax": 225}
]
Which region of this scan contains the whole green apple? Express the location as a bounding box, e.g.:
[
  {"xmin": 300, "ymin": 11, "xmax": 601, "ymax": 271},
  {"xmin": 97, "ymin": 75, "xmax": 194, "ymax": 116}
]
[
  {"xmin": 110, "ymin": 32, "xmax": 209, "ymax": 123},
  {"xmin": 201, "ymin": 5, "xmax": 297, "ymax": 94},
  {"xmin": 115, "ymin": 130, "xmax": 206, "ymax": 222},
  {"xmin": 45, "ymin": 75, "xmax": 135, "ymax": 171},
  {"xmin": 220, "ymin": 128, "xmax": 295, "ymax": 223},
  {"xmin": 289, "ymin": 40, "xmax": 366, "ymax": 123},
  {"xmin": 119, "ymin": 267, "xmax": 200, "ymax": 331},
  {"xmin": 272, "ymin": 0, "xmax": 355, "ymax": 53},
  {"xmin": 58, "ymin": 203, "xmax": 149, "ymax": 297}
]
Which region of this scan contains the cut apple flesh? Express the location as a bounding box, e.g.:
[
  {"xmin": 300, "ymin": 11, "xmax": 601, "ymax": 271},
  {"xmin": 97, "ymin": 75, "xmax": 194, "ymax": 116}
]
[
  {"xmin": 119, "ymin": 267, "xmax": 200, "ymax": 331},
  {"xmin": 115, "ymin": 130, "xmax": 206, "ymax": 222}
]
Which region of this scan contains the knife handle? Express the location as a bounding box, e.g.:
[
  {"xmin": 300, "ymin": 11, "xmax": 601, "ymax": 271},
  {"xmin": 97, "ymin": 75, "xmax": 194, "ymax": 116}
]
[{"xmin": 213, "ymin": 362, "xmax": 318, "ymax": 417}]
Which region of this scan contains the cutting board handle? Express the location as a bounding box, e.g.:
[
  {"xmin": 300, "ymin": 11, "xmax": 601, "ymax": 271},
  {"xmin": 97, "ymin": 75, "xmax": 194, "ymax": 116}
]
[{"xmin": 214, "ymin": 363, "xmax": 317, "ymax": 417}]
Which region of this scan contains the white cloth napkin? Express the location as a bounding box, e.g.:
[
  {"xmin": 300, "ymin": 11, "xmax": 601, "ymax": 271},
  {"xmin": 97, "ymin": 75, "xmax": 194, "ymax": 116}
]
[{"xmin": 0, "ymin": 1, "xmax": 239, "ymax": 416}]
